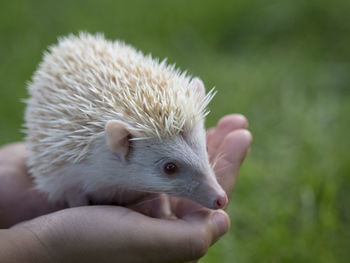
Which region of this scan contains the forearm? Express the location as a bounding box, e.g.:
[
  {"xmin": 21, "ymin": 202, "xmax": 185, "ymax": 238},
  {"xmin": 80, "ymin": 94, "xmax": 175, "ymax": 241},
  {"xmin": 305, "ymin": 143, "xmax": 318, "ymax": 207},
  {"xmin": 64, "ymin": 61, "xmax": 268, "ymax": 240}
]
[{"xmin": 0, "ymin": 228, "xmax": 50, "ymax": 263}]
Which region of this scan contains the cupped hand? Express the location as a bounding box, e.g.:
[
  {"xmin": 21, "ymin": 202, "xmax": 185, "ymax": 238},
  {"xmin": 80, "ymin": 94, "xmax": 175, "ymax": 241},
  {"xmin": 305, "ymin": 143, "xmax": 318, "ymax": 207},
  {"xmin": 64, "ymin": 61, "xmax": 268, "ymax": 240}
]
[{"xmin": 0, "ymin": 114, "xmax": 252, "ymax": 262}]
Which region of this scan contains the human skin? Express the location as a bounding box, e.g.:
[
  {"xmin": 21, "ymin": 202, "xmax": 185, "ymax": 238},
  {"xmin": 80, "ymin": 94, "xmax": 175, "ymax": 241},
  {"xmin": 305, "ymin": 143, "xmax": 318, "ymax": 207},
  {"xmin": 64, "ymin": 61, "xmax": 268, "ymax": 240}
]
[{"xmin": 0, "ymin": 114, "xmax": 252, "ymax": 263}]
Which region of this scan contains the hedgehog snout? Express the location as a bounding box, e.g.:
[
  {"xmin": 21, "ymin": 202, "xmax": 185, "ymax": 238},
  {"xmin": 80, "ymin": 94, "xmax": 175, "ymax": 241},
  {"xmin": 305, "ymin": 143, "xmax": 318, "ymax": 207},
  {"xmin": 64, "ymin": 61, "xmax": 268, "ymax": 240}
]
[
  {"xmin": 201, "ymin": 184, "xmax": 228, "ymax": 210},
  {"xmin": 189, "ymin": 173, "xmax": 228, "ymax": 210},
  {"xmin": 213, "ymin": 191, "xmax": 228, "ymax": 209}
]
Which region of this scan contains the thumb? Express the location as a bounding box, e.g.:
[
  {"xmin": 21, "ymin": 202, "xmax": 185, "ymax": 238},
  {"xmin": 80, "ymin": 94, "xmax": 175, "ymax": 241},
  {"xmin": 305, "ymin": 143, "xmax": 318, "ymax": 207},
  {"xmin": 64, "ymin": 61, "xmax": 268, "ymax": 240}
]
[{"xmin": 178, "ymin": 209, "xmax": 231, "ymax": 260}]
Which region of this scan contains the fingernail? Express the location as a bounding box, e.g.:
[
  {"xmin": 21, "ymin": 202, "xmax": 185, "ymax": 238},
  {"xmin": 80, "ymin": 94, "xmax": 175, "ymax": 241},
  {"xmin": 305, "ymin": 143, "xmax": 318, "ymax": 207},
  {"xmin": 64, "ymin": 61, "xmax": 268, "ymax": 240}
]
[{"xmin": 212, "ymin": 212, "xmax": 229, "ymax": 237}]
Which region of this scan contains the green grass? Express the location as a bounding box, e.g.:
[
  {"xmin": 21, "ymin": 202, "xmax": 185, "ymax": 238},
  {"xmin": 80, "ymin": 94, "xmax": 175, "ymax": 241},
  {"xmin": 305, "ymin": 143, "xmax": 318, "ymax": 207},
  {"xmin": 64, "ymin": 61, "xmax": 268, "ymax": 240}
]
[{"xmin": 1, "ymin": 0, "xmax": 349, "ymax": 262}]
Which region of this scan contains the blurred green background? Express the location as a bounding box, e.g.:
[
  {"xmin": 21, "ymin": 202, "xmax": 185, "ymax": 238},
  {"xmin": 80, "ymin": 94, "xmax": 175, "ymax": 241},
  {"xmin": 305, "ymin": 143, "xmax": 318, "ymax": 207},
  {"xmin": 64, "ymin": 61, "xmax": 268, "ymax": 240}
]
[{"xmin": 1, "ymin": 0, "xmax": 349, "ymax": 262}]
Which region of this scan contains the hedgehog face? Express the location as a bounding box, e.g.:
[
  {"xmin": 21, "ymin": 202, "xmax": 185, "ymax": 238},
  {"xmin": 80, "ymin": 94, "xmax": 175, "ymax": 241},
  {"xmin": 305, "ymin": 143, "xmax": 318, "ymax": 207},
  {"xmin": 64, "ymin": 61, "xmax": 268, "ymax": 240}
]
[{"xmin": 105, "ymin": 120, "xmax": 227, "ymax": 209}]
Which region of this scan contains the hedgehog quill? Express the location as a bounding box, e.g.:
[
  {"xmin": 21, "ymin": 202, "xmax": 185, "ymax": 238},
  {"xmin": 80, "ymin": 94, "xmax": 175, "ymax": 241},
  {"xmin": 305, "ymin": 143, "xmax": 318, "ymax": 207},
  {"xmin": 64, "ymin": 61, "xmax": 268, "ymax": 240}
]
[{"xmin": 24, "ymin": 33, "xmax": 228, "ymax": 210}]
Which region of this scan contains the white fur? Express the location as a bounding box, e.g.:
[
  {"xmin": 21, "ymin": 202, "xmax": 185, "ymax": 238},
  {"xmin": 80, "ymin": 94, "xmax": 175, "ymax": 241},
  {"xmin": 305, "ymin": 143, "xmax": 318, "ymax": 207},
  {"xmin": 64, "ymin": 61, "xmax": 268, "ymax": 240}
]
[
  {"xmin": 24, "ymin": 32, "xmax": 224, "ymax": 208},
  {"xmin": 25, "ymin": 32, "xmax": 215, "ymax": 177},
  {"xmin": 37, "ymin": 127, "xmax": 225, "ymax": 209}
]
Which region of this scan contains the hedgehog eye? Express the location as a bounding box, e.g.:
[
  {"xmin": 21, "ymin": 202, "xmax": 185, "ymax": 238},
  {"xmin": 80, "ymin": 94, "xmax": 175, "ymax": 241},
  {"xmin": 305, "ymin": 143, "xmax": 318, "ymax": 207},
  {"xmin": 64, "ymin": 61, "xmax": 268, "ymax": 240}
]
[{"xmin": 163, "ymin": 162, "xmax": 178, "ymax": 175}]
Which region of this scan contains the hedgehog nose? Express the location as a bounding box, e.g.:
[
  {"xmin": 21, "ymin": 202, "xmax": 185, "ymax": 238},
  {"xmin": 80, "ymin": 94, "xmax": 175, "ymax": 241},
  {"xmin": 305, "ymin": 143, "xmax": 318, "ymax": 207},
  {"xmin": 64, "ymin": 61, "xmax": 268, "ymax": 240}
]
[{"xmin": 214, "ymin": 193, "xmax": 228, "ymax": 209}]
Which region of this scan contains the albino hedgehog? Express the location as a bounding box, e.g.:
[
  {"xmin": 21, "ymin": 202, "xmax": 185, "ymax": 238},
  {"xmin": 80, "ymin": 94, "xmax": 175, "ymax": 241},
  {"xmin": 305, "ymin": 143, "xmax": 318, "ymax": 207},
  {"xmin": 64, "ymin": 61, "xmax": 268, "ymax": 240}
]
[{"xmin": 24, "ymin": 32, "xmax": 228, "ymax": 209}]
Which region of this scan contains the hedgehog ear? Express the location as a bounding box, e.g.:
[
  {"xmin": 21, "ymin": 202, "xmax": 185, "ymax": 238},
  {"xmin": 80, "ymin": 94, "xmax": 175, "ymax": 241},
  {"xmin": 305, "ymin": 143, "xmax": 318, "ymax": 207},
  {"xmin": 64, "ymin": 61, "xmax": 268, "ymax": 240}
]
[
  {"xmin": 105, "ymin": 120, "xmax": 133, "ymax": 157},
  {"xmin": 191, "ymin": 77, "xmax": 205, "ymax": 98}
]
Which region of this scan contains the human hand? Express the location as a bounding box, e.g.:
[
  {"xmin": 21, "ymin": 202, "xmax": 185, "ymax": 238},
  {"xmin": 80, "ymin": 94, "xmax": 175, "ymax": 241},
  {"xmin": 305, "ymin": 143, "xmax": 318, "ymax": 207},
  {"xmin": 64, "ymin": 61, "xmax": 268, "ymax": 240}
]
[
  {"xmin": 0, "ymin": 143, "xmax": 67, "ymax": 228},
  {"xmin": 0, "ymin": 114, "xmax": 251, "ymax": 262}
]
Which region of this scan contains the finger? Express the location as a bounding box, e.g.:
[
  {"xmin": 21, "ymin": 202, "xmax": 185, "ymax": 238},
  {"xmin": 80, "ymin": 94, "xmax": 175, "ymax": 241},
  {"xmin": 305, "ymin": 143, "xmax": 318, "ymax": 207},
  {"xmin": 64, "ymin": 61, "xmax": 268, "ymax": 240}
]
[
  {"xmin": 169, "ymin": 196, "xmax": 204, "ymax": 219},
  {"xmin": 206, "ymin": 127, "xmax": 216, "ymax": 143},
  {"xmin": 153, "ymin": 207, "xmax": 230, "ymax": 261},
  {"xmin": 128, "ymin": 193, "xmax": 174, "ymax": 219},
  {"xmin": 207, "ymin": 114, "xmax": 248, "ymax": 157},
  {"xmin": 22, "ymin": 205, "xmax": 229, "ymax": 263},
  {"xmin": 0, "ymin": 143, "xmax": 29, "ymax": 166},
  {"xmin": 0, "ymin": 143, "xmax": 65, "ymax": 228},
  {"xmin": 180, "ymin": 209, "xmax": 231, "ymax": 258},
  {"xmin": 215, "ymin": 129, "xmax": 252, "ymax": 198}
]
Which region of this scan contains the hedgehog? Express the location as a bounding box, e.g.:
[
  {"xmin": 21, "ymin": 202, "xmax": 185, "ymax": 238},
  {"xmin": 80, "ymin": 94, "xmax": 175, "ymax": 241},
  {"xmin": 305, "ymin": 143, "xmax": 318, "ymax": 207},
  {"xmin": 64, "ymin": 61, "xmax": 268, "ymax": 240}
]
[{"xmin": 24, "ymin": 32, "xmax": 228, "ymax": 210}]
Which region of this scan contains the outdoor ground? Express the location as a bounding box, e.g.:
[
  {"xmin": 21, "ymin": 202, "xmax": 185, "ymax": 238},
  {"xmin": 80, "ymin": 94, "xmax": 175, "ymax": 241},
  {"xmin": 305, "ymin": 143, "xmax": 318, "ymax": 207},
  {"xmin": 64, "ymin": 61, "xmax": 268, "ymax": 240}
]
[{"xmin": 0, "ymin": 0, "xmax": 349, "ymax": 262}]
